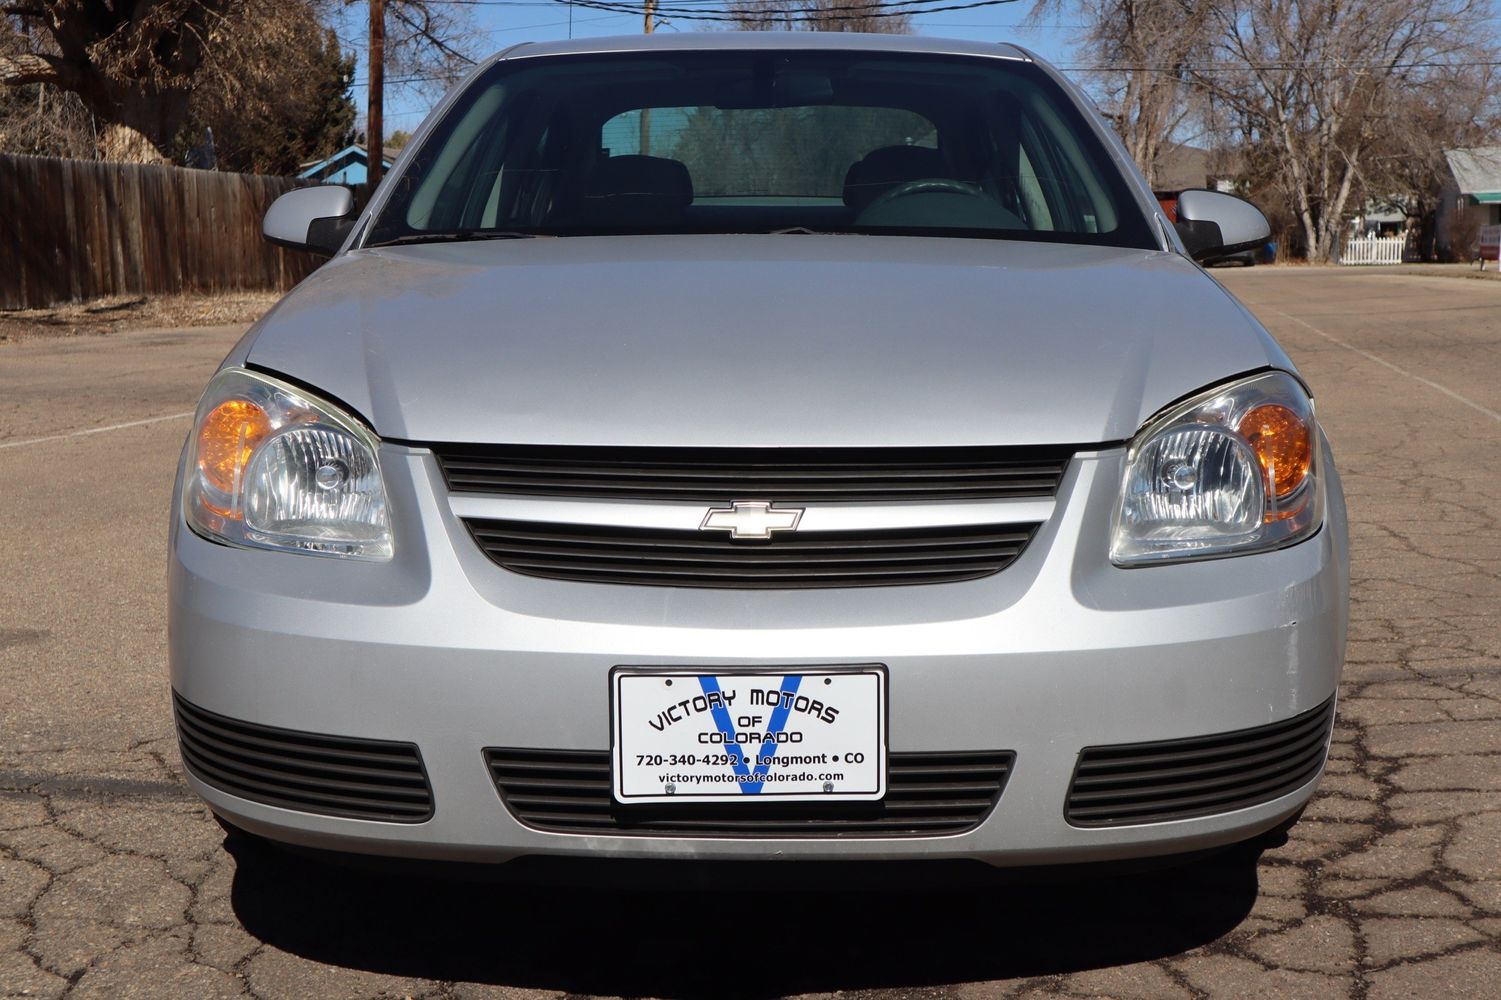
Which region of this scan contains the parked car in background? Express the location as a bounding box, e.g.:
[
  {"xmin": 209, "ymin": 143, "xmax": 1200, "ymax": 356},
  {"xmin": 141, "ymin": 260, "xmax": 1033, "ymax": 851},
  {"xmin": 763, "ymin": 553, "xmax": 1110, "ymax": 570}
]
[
  {"xmin": 1209, "ymin": 242, "xmax": 1277, "ymax": 267},
  {"xmin": 170, "ymin": 32, "xmax": 1348, "ymax": 876}
]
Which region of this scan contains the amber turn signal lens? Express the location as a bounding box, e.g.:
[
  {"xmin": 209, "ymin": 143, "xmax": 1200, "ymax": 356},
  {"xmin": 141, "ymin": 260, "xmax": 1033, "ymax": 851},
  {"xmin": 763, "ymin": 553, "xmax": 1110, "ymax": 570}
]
[
  {"xmin": 197, "ymin": 399, "xmax": 271, "ymax": 498},
  {"xmin": 1237, "ymin": 404, "xmax": 1311, "ymax": 499}
]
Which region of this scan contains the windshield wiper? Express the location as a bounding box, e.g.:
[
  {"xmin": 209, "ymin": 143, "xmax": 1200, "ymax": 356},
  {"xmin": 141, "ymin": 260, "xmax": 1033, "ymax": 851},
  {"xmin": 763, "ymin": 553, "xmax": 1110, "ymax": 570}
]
[
  {"xmin": 368, "ymin": 230, "xmax": 547, "ymax": 248},
  {"xmin": 765, "ymin": 226, "xmax": 861, "ymax": 236}
]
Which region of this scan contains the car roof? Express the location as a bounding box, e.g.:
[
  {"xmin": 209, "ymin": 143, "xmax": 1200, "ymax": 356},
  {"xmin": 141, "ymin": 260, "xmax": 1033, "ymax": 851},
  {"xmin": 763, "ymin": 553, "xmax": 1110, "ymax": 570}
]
[{"xmin": 494, "ymin": 31, "xmax": 1033, "ymax": 64}]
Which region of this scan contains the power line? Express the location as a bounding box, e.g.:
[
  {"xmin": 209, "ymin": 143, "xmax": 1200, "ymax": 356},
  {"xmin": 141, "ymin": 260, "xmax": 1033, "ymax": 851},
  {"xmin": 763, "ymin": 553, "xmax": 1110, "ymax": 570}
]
[
  {"xmin": 429, "ymin": 0, "xmax": 974, "ymax": 5},
  {"xmin": 351, "ymin": 73, "xmax": 457, "ymax": 86},
  {"xmin": 554, "ymin": 0, "xmax": 1025, "ymax": 21},
  {"xmin": 1062, "ymin": 59, "xmax": 1501, "ymax": 74},
  {"xmin": 346, "ymin": 0, "xmax": 1035, "ymax": 84},
  {"xmin": 912, "ymin": 20, "xmax": 1088, "ymax": 28},
  {"xmin": 468, "ymin": 11, "xmax": 636, "ymax": 34},
  {"xmin": 564, "ymin": 0, "xmax": 1014, "ymax": 11},
  {"xmin": 427, "ymin": 0, "xmax": 1025, "ymax": 20},
  {"xmin": 355, "ymin": 54, "xmax": 1501, "ymax": 89}
]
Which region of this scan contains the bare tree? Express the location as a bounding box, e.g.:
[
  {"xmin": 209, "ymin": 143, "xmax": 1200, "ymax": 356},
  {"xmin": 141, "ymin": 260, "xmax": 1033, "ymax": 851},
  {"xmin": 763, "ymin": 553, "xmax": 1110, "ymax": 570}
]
[
  {"xmin": 355, "ymin": 0, "xmax": 477, "ymax": 99},
  {"xmin": 1031, "ymin": 1, "xmax": 1216, "ymax": 187},
  {"xmin": 179, "ymin": 13, "xmax": 359, "ymax": 175},
  {"xmin": 335, "ymin": 0, "xmax": 477, "ymax": 182},
  {"xmin": 667, "ymin": 1, "xmax": 914, "ymax": 190},
  {"xmin": 1192, "ymin": 0, "xmax": 1496, "ymax": 263},
  {"xmin": 0, "ymin": 20, "xmax": 96, "ymax": 158},
  {"xmin": 0, "ymin": 1, "xmax": 248, "ymax": 161},
  {"xmin": 1361, "ymin": 62, "xmax": 1501, "ymax": 259},
  {"xmin": 0, "ymin": 2, "xmax": 474, "ymax": 164},
  {"xmin": 728, "ymin": 0, "xmax": 913, "ymax": 34}
]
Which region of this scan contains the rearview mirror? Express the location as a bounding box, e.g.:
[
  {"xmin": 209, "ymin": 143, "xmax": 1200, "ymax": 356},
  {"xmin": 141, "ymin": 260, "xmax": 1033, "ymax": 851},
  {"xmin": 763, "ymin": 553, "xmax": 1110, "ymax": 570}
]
[
  {"xmin": 263, "ymin": 186, "xmax": 355, "ymax": 257},
  {"xmin": 1174, "ymin": 189, "xmax": 1271, "ymax": 263}
]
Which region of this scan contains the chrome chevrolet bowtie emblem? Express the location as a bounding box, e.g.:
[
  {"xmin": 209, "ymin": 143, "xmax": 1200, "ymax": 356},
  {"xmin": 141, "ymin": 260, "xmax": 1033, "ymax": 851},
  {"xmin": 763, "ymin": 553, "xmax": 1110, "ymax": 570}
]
[{"xmin": 700, "ymin": 501, "xmax": 804, "ymax": 540}]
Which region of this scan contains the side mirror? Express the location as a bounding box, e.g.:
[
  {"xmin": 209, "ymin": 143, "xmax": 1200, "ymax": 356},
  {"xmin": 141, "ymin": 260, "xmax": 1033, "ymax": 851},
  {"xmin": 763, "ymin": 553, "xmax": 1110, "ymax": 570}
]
[
  {"xmin": 1174, "ymin": 189, "xmax": 1272, "ymax": 262},
  {"xmin": 263, "ymin": 186, "xmax": 356, "ymax": 257}
]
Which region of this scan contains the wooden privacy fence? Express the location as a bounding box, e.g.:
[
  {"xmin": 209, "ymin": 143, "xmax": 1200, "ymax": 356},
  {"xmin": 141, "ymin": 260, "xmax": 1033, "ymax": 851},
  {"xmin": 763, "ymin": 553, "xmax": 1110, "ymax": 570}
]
[{"xmin": 0, "ymin": 154, "xmax": 322, "ymax": 310}]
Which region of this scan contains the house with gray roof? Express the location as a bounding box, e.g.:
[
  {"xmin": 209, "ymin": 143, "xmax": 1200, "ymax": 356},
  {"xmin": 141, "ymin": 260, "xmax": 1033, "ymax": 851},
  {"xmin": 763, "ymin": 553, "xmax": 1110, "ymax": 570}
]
[
  {"xmin": 1446, "ymin": 147, "xmax": 1501, "ymax": 221},
  {"xmin": 1439, "ymin": 147, "xmax": 1501, "ymax": 261}
]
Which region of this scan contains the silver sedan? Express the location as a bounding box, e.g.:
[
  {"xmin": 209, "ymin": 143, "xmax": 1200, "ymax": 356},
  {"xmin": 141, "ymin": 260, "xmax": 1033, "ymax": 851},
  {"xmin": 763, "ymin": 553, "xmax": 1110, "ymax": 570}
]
[{"xmin": 169, "ymin": 31, "xmax": 1348, "ymax": 871}]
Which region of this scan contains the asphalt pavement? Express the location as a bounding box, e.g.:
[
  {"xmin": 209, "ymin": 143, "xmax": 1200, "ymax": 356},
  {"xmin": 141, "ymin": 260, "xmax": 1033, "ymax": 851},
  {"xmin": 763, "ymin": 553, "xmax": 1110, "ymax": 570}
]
[{"xmin": 2, "ymin": 266, "xmax": 1500, "ymax": 998}]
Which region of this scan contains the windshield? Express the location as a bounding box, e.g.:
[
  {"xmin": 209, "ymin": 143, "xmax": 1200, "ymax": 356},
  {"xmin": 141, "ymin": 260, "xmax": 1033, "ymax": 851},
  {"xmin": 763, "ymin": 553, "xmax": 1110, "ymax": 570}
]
[{"xmin": 365, "ymin": 50, "xmax": 1156, "ymax": 249}]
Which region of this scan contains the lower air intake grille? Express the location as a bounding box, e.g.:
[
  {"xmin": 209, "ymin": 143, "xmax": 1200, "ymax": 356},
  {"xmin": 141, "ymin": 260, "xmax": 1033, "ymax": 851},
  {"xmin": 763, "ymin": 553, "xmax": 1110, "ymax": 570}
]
[
  {"xmin": 173, "ymin": 692, "xmax": 433, "ymax": 823},
  {"xmin": 464, "ymin": 520, "xmax": 1039, "ymax": 589},
  {"xmin": 1065, "ymin": 696, "xmax": 1336, "ymax": 827},
  {"xmin": 484, "ymin": 749, "xmax": 1014, "ymax": 838}
]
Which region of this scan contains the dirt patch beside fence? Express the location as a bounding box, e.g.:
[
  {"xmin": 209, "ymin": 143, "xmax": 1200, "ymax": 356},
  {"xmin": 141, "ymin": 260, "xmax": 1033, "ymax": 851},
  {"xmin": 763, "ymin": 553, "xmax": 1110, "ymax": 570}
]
[{"xmin": 0, "ymin": 292, "xmax": 280, "ymax": 343}]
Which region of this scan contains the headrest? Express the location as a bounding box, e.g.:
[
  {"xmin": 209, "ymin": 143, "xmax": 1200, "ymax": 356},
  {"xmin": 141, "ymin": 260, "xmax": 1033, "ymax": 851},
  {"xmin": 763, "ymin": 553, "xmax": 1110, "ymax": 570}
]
[
  {"xmin": 843, "ymin": 145, "xmax": 951, "ymax": 211},
  {"xmin": 584, "ymin": 155, "xmax": 694, "ymax": 210}
]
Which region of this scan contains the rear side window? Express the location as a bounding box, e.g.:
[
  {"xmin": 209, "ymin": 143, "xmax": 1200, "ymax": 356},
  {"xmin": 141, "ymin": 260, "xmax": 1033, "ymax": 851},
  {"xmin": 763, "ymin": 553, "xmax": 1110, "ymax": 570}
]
[{"xmin": 367, "ymin": 50, "xmax": 1155, "ymax": 249}]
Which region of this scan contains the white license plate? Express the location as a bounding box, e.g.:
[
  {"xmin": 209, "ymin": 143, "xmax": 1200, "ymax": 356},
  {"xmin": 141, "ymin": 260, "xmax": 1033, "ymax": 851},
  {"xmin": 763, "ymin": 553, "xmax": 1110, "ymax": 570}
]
[{"xmin": 611, "ymin": 667, "xmax": 887, "ymax": 803}]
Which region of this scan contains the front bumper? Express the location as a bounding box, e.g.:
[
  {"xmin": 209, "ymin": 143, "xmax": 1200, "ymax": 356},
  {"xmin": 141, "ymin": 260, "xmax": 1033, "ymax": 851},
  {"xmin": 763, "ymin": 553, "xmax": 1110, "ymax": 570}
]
[{"xmin": 168, "ymin": 442, "xmax": 1348, "ymax": 867}]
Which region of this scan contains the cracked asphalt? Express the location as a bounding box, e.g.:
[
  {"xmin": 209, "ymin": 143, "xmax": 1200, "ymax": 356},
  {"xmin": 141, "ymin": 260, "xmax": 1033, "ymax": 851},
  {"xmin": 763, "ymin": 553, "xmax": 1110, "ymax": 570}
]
[{"xmin": 2, "ymin": 266, "xmax": 1500, "ymax": 998}]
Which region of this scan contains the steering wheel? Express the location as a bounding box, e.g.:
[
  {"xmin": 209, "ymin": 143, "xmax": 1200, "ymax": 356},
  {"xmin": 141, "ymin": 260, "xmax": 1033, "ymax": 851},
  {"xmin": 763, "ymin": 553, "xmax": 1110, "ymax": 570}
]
[{"xmin": 866, "ymin": 177, "xmax": 989, "ymax": 210}]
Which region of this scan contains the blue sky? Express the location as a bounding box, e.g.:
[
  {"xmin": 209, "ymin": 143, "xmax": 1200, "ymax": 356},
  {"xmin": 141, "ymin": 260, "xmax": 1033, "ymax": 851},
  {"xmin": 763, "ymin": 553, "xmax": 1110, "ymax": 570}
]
[{"xmin": 335, "ymin": 1, "xmax": 1086, "ymax": 138}]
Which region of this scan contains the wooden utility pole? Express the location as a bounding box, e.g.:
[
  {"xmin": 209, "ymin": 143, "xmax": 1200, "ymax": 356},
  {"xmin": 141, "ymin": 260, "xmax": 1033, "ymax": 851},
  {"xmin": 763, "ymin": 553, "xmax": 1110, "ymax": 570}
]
[
  {"xmin": 369, "ymin": 0, "xmax": 386, "ymax": 188},
  {"xmin": 639, "ymin": 0, "xmax": 655, "ymax": 156}
]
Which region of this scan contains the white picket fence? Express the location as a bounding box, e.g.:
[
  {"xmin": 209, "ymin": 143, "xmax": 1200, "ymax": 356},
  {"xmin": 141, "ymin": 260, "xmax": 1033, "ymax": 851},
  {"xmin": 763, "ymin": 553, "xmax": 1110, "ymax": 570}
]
[{"xmin": 1341, "ymin": 236, "xmax": 1407, "ymax": 266}]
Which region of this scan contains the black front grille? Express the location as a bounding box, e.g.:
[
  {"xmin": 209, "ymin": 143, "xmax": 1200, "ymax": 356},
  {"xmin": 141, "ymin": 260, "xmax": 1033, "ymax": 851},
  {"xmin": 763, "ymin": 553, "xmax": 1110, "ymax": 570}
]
[
  {"xmin": 464, "ymin": 519, "xmax": 1039, "ymax": 589},
  {"xmin": 173, "ymin": 693, "xmax": 434, "ymax": 823},
  {"xmin": 485, "ymin": 749, "xmax": 1014, "ymax": 837},
  {"xmin": 431, "ymin": 443, "xmax": 1074, "ymax": 503},
  {"xmin": 1065, "ymin": 697, "xmax": 1336, "ymax": 828}
]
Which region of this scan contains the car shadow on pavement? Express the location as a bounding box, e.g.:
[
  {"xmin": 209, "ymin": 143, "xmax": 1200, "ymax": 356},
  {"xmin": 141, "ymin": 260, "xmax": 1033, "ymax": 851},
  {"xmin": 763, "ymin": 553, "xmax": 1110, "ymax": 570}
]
[{"xmin": 228, "ymin": 834, "xmax": 1263, "ymax": 997}]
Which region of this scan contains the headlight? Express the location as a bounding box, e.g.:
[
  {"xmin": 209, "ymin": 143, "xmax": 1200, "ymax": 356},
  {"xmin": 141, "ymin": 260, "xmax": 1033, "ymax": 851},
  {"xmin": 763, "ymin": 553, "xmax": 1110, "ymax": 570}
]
[
  {"xmin": 183, "ymin": 368, "xmax": 392, "ymax": 560},
  {"xmin": 1111, "ymin": 371, "xmax": 1322, "ymax": 565}
]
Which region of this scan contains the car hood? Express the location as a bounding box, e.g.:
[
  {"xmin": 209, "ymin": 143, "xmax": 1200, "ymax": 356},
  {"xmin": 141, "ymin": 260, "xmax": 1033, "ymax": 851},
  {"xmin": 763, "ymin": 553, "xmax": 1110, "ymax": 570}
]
[{"xmin": 244, "ymin": 235, "xmax": 1290, "ymax": 448}]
